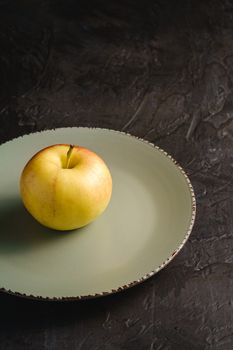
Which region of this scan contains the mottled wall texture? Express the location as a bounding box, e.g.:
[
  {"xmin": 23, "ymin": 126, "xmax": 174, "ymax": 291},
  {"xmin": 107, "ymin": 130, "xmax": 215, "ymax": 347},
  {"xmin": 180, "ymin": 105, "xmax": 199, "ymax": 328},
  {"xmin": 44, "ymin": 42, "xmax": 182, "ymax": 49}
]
[{"xmin": 0, "ymin": 1, "xmax": 233, "ymax": 349}]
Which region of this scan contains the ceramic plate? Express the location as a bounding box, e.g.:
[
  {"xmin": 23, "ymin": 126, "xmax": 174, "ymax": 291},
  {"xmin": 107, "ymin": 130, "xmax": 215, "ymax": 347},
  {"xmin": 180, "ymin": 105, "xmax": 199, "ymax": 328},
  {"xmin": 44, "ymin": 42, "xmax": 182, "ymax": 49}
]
[{"xmin": 0, "ymin": 128, "xmax": 196, "ymax": 300}]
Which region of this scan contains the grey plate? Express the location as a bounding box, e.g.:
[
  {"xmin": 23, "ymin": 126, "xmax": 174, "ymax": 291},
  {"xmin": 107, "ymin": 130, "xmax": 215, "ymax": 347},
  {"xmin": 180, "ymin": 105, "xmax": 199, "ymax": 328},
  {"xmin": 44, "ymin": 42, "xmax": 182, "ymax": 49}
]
[{"xmin": 0, "ymin": 128, "xmax": 196, "ymax": 300}]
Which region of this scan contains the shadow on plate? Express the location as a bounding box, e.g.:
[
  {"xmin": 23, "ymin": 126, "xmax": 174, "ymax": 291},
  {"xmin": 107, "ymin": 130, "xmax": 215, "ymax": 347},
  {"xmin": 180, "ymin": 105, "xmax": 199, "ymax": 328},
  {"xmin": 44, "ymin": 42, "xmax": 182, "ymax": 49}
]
[{"xmin": 0, "ymin": 198, "xmax": 74, "ymax": 254}]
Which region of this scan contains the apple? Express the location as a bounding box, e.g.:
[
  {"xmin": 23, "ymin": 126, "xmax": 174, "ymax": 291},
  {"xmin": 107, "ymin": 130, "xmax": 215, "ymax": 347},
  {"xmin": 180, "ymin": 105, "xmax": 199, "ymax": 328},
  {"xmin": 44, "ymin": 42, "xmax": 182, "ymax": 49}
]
[{"xmin": 20, "ymin": 144, "xmax": 112, "ymax": 231}]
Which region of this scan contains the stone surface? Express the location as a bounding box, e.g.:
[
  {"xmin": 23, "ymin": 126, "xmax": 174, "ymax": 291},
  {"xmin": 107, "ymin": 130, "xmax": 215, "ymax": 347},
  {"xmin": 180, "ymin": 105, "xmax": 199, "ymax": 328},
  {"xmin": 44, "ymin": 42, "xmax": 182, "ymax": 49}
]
[{"xmin": 0, "ymin": 0, "xmax": 233, "ymax": 349}]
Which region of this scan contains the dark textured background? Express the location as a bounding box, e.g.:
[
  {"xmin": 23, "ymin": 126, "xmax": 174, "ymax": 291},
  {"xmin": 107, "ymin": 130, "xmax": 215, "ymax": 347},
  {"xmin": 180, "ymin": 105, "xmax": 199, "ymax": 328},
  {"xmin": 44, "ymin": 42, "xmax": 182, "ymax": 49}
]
[{"xmin": 0, "ymin": 0, "xmax": 233, "ymax": 349}]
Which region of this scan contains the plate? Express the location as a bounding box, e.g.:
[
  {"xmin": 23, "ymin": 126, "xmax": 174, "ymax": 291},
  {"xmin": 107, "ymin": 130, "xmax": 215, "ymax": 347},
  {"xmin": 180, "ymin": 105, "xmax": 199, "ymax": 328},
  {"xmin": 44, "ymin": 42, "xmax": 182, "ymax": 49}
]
[{"xmin": 0, "ymin": 128, "xmax": 196, "ymax": 300}]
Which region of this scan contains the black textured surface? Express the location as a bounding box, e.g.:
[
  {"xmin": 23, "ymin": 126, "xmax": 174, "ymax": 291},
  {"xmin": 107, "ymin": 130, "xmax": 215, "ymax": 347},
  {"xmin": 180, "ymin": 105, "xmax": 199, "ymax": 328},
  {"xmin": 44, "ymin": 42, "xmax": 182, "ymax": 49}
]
[{"xmin": 0, "ymin": 0, "xmax": 233, "ymax": 349}]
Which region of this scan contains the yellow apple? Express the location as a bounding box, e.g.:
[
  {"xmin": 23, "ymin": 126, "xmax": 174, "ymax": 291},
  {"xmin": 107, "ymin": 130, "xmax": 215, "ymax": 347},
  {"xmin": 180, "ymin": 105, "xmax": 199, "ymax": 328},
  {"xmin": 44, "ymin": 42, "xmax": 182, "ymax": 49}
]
[{"xmin": 20, "ymin": 144, "xmax": 112, "ymax": 230}]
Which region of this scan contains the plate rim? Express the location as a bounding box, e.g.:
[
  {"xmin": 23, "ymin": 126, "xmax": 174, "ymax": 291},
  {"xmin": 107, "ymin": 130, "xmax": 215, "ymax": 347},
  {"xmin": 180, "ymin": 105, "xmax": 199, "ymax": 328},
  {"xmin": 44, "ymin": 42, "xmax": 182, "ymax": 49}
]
[{"xmin": 0, "ymin": 127, "xmax": 196, "ymax": 301}]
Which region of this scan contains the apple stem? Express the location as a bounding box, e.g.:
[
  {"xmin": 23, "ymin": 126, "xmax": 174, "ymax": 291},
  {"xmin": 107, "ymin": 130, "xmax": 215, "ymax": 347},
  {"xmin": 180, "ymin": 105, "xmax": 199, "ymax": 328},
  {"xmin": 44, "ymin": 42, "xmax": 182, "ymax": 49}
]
[{"xmin": 66, "ymin": 145, "xmax": 74, "ymax": 168}]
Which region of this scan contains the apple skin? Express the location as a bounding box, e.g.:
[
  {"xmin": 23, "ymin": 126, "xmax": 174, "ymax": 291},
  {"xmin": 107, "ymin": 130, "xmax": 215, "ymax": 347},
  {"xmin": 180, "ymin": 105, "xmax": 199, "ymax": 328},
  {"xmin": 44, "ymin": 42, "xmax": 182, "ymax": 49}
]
[{"xmin": 20, "ymin": 144, "xmax": 112, "ymax": 231}]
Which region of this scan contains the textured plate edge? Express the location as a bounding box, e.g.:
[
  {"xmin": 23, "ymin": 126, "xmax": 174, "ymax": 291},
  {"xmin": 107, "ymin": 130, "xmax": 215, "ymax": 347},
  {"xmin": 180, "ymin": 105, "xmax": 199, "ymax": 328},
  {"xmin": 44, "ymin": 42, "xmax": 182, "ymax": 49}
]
[{"xmin": 0, "ymin": 127, "xmax": 196, "ymax": 301}]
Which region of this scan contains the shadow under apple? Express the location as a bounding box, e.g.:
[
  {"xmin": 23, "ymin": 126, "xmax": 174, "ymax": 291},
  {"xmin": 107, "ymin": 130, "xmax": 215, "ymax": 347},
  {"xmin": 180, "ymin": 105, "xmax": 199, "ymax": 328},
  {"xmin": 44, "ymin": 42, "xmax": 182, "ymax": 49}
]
[{"xmin": 0, "ymin": 198, "xmax": 77, "ymax": 254}]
